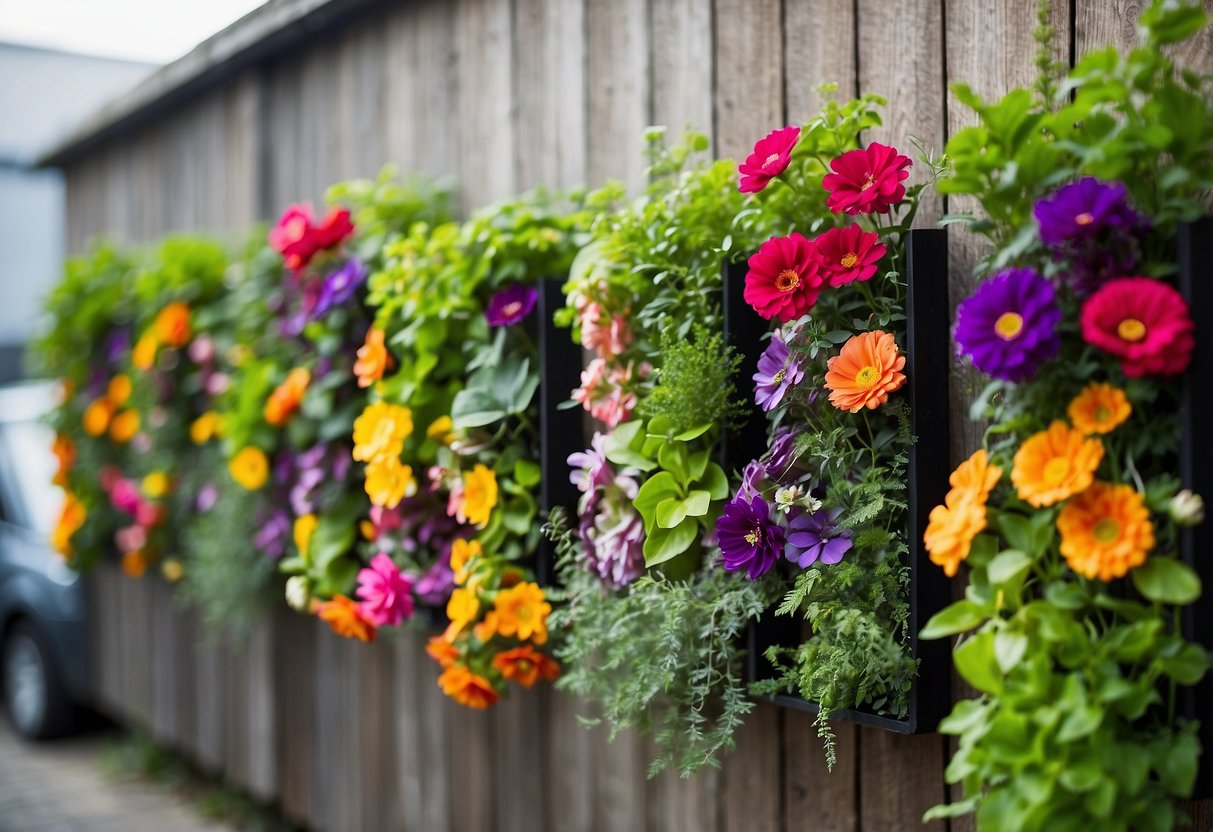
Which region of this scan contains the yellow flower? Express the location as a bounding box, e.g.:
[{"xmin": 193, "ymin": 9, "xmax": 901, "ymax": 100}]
[
  {"xmin": 458, "ymin": 464, "xmax": 498, "ymax": 528},
  {"xmin": 190, "ymin": 411, "xmax": 222, "ymax": 444},
  {"xmin": 427, "ymin": 416, "xmax": 456, "ymax": 446},
  {"xmin": 1068, "ymin": 383, "xmax": 1131, "ymax": 436},
  {"xmin": 82, "ymin": 398, "xmax": 115, "ymax": 437},
  {"xmin": 108, "ymin": 409, "xmax": 140, "ymax": 444},
  {"xmin": 444, "ymin": 587, "xmax": 480, "ymax": 639},
  {"xmin": 294, "ymin": 514, "xmax": 318, "ymax": 559},
  {"xmin": 1058, "ymin": 482, "xmax": 1154, "ymax": 581},
  {"xmin": 52, "ymin": 492, "xmax": 86, "ymax": 558},
  {"xmin": 493, "ymin": 582, "xmax": 551, "ymax": 644},
  {"xmin": 352, "ymin": 401, "xmax": 414, "ymax": 464},
  {"xmin": 924, "ymin": 449, "xmax": 1003, "ymax": 578},
  {"xmin": 132, "ymin": 330, "xmax": 158, "ymax": 370},
  {"xmin": 364, "ymin": 457, "xmax": 417, "ymax": 509},
  {"xmin": 107, "ymin": 374, "xmax": 132, "ymax": 406},
  {"xmin": 142, "ymin": 471, "xmax": 171, "ymax": 498},
  {"xmin": 230, "ymin": 446, "xmax": 269, "ymax": 490},
  {"xmin": 1011, "ymin": 421, "xmax": 1104, "ymax": 508},
  {"xmin": 161, "ymin": 558, "xmax": 185, "ymax": 583},
  {"xmin": 449, "ymin": 538, "xmax": 483, "ymax": 585}
]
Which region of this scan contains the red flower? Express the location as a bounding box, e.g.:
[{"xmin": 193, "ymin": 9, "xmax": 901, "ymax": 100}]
[
  {"xmin": 816, "ymin": 224, "xmax": 887, "ymax": 286},
  {"xmin": 267, "ymin": 204, "xmax": 355, "ymax": 271},
  {"xmin": 313, "ymin": 207, "xmax": 354, "ymax": 251},
  {"xmin": 1080, "ymin": 277, "xmax": 1194, "ymax": 377},
  {"xmin": 743, "ymin": 233, "xmax": 825, "ymax": 323},
  {"xmin": 738, "ymin": 126, "xmax": 801, "ymax": 194},
  {"xmin": 822, "ymin": 143, "xmax": 912, "ymax": 215}
]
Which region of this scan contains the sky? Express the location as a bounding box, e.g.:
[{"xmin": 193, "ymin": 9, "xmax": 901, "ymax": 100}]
[{"xmin": 0, "ymin": 0, "xmax": 268, "ymax": 64}]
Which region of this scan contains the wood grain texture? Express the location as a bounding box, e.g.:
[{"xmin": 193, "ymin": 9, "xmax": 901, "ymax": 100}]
[
  {"xmin": 721, "ymin": 704, "xmax": 782, "ymax": 832},
  {"xmin": 545, "ymin": 686, "xmax": 595, "ymax": 832},
  {"xmin": 784, "ymin": 714, "xmax": 857, "ymax": 832},
  {"xmin": 857, "ymin": 729, "xmax": 946, "ymax": 832},
  {"xmin": 651, "ymin": 0, "xmax": 714, "ymax": 144},
  {"xmin": 784, "ymin": 0, "xmax": 858, "ymax": 123},
  {"xmin": 447, "ymin": 703, "xmax": 498, "ymax": 831},
  {"xmin": 592, "ymin": 725, "xmax": 649, "ymax": 832},
  {"xmin": 456, "ymin": 0, "xmax": 517, "ymax": 211},
  {"xmin": 586, "ymin": 0, "xmax": 651, "ymax": 191},
  {"xmin": 713, "ymin": 0, "xmax": 785, "ymax": 161}
]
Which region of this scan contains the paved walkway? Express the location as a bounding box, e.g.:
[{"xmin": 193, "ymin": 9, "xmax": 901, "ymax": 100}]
[{"xmin": 0, "ymin": 719, "xmax": 227, "ymax": 832}]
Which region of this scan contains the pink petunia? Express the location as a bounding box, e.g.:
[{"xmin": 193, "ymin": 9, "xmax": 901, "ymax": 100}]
[{"xmin": 355, "ymin": 553, "xmax": 415, "ymax": 627}]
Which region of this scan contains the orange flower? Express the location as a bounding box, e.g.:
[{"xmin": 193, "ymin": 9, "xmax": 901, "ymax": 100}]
[
  {"xmin": 154, "ymin": 301, "xmax": 192, "ymax": 348},
  {"xmin": 474, "ymin": 611, "xmax": 499, "ymax": 643},
  {"xmin": 52, "ymin": 435, "xmax": 75, "ymax": 487},
  {"xmin": 51, "ymin": 492, "xmax": 86, "ymax": 557},
  {"xmin": 354, "ymin": 327, "xmax": 393, "ymax": 388},
  {"xmin": 1058, "ymin": 482, "xmax": 1154, "ymax": 581},
  {"xmin": 107, "ymin": 375, "xmax": 132, "ymax": 406},
  {"xmin": 132, "ymin": 330, "xmax": 158, "ymax": 370},
  {"xmin": 1011, "ymin": 421, "xmax": 1104, "ymax": 508},
  {"xmin": 438, "ymin": 665, "xmax": 499, "ymax": 709},
  {"xmin": 426, "ymin": 636, "xmax": 460, "ymax": 668},
  {"xmin": 265, "ymin": 367, "xmax": 311, "ymax": 426},
  {"xmin": 491, "ymin": 645, "xmax": 561, "ymax": 688},
  {"xmin": 1068, "ymin": 383, "xmax": 1131, "ymax": 436},
  {"xmin": 493, "ymin": 582, "xmax": 551, "ymax": 644},
  {"xmin": 457, "ymin": 464, "xmax": 498, "ymax": 528},
  {"xmin": 824, "ymin": 330, "xmax": 907, "ymax": 412},
  {"xmin": 449, "ymin": 538, "xmax": 482, "ymax": 585},
  {"xmin": 316, "ymin": 594, "xmax": 376, "ymax": 642},
  {"xmin": 924, "ymin": 449, "xmax": 1003, "ymax": 577},
  {"xmin": 82, "ymin": 398, "xmax": 115, "ymax": 437},
  {"xmin": 444, "ymin": 587, "xmax": 479, "ymax": 639},
  {"xmin": 122, "ymin": 550, "xmax": 149, "ymax": 578},
  {"xmin": 108, "ymin": 410, "xmax": 140, "ymax": 444}
]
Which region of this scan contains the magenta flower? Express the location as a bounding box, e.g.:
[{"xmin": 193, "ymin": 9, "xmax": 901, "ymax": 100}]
[
  {"xmin": 738, "ymin": 126, "xmax": 801, "ymax": 193},
  {"xmin": 717, "ymin": 495, "xmax": 785, "ymax": 580},
  {"xmin": 753, "ymin": 330, "xmax": 804, "ymax": 412},
  {"xmin": 784, "ymin": 508, "xmax": 852, "ymax": 568},
  {"xmin": 356, "ymin": 553, "xmax": 415, "ymax": 627},
  {"xmin": 485, "ymin": 284, "xmax": 539, "ymax": 327}
]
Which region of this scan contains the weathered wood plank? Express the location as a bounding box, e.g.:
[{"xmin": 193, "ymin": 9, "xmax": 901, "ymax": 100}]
[
  {"xmin": 651, "ymin": 0, "xmax": 714, "ymax": 143},
  {"xmin": 275, "ymin": 609, "xmax": 316, "ymax": 826},
  {"xmin": 784, "ymin": 714, "xmax": 857, "ymax": 832},
  {"xmin": 493, "ymin": 686, "xmax": 550, "ymax": 832},
  {"xmin": 545, "ymin": 692, "xmax": 595, "ymax": 832},
  {"xmin": 857, "ymin": 730, "xmax": 946, "ymax": 832},
  {"xmin": 447, "ymin": 702, "xmax": 498, "ymax": 831},
  {"xmin": 456, "ymin": 0, "xmax": 517, "ymax": 211},
  {"xmin": 713, "ymin": 0, "xmax": 785, "ymax": 161},
  {"xmin": 646, "ymin": 746, "xmax": 721, "ymax": 832},
  {"xmin": 593, "ymin": 725, "xmax": 649, "ymax": 832},
  {"xmin": 721, "ymin": 704, "xmax": 782, "ymax": 832},
  {"xmin": 586, "ymin": 0, "xmax": 651, "ymax": 192},
  {"xmin": 784, "ymin": 0, "xmax": 857, "ymax": 122}
]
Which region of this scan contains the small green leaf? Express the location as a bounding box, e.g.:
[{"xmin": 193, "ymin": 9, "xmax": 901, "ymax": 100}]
[
  {"xmin": 673, "ymin": 423, "xmax": 712, "ymax": 442},
  {"xmin": 954, "ymin": 630, "xmax": 1002, "ymax": 694},
  {"xmin": 994, "ymin": 631, "xmax": 1028, "ymax": 674},
  {"xmin": 513, "ymin": 459, "xmax": 541, "ymax": 488},
  {"xmin": 656, "ymin": 497, "xmax": 688, "ymax": 529},
  {"xmin": 921, "ymin": 600, "xmax": 989, "ymax": 640},
  {"xmin": 698, "ymin": 463, "xmax": 729, "ymax": 500},
  {"xmin": 643, "ymin": 518, "xmax": 699, "ymax": 567},
  {"xmin": 1131, "ymin": 557, "xmax": 1202, "ymax": 605},
  {"xmin": 987, "ymin": 549, "xmax": 1032, "ymax": 585}
]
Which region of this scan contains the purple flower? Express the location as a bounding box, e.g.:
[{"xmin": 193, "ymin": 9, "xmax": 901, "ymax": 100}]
[
  {"xmin": 312, "ymin": 258, "xmax": 368, "ymax": 318},
  {"xmin": 716, "ymin": 495, "xmax": 785, "ymax": 580},
  {"xmin": 414, "ymin": 554, "xmax": 455, "ymax": 606},
  {"xmin": 954, "ymin": 268, "xmax": 1061, "ymax": 382},
  {"xmin": 195, "ymin": 483, "xmax": 219, "ymax": 513},
  {"xmin": 766, "ymin": 428, "xmax": 807, "ymax": 484},
  {"xmin": 1034, "ymin": 178, "xmax": 1145, "ymax": 248},
  {"xmin": 105, "ymin": 328, "xmax": 130, "ymax": 365},
  {"xmin": 738, "ymin": 460, "xmax": 767, "ymax": 503},
  {"xmin": 580, "ymin": 483, "xmax": 646, "ymax": 588},
  {"xmin": 568, "ymin": 433, "xmax": 611, "ymax": 494},
  {"xmin": 785, "ymin": 507, "xmax": 852, "ymax": 568},
  {"xmin": 485, "ymin": 284, "xmax": 539, "ymax": 327},
  {"xmin": 753, "ymin": 330, "xmax": 804, "ymax": 412},
  {"xmin": 253, "ymin": 510, "xmax": 291, "ymax": 559}
]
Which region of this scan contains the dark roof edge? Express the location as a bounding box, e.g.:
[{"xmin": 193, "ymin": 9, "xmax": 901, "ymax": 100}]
[{"xmin": 36, "ymin": 0, "xmax": 390, "ymax": 169}]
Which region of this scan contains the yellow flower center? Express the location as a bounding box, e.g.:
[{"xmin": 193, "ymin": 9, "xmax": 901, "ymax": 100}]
[
  {"xmin": 744, "ymin": 527, "xmax": 760, "ymax": 546},
  {"xmin": 772, "ymin": 368, "xmax": 787, "ymax": 384},
  {"xmin": 1092, "ymin": 518, "xmax": 1120, "ymax": 543},
  {"xmin": 994, "ymin": 312, "xmax": 1024, "ymax": 341},
  {"xmin": 763, "ymin": 152, "xmax": 781, "ymax": 168},
  {"xmin": 775, "ymin": 269, "xmax": 800, "ymax": 292},
  {"xmin": 840, "ymin": 252, "xmax": 858, "ymax": 268},
  {"xmin": 1074, "ymin": 212, "xmax": 1094, "ymax": 226},
  {"xmin": 1093, "ymin": 405, "xmax": 1111, "ymax": 424},
  {"xmin": 855, "ymin": 366, "xmax": 880, "ymax": 389},
  {"xmin": 502, "ymin": 301, "xmax": 522, "ymax": 318},
  {"xmin": 861, "ymin": 176, "xmax": 875, "ymax": 191},
  {"xmin": 1117, "ymin": 318, "xmax": 1146, "ymax": 342},
  {"xmin": 1043, "ymin": 457, "xmax": 1071, "ymax": 485}
]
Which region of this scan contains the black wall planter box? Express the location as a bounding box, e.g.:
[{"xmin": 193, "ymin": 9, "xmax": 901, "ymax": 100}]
[{"xmin": 725, "ymin": 227, "xmax": 952, "ymax": 734}]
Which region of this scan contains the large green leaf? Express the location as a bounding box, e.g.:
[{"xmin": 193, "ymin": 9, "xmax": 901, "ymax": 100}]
[
  {"xmin": 921, "ymin": 600, "xmax": 989, "ymax": 639},
  {"xmin": 1131, "ymin": 557, "xmax": 1202, "ymax": 605},
  {"xmin": 643, "ymin": 518, "xmax": 699, "ymax": 567}
]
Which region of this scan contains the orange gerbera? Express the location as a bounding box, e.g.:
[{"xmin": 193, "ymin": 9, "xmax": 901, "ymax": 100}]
[
  {"xmin": 1068, "ymin": 383, "xmax": 1131, "ymax": 435},
  {"xmin": 316, "ymin": 594, "xmax": 376, "ymax": 642},
  {"xmin": 444, "ymin": 587, "xmax": 480, "ymax": 639},
  {"xmin": 51, "ymin": 492, "xmax": 86, "ymax": 557},
  {"xmin": 363, "ymin": 457, "xmax": 417, "ymax": 509},
  {"xmin": 352, "ymin": 401, "xmax": 414, "ymax": 464},
  {"xmin": 1058, "ymin": 482, "xmax": 1154, "ymax": 581},
  {"xmin": 154, "ymin": 301, "xmax": 192, "ymax": 348},
  {"xmin": 121, "ymin": 550, "xmax": 149, "ymax": 578},
  {"xmin": 132, "ymin": 330, "xmax": 158, "ymax": 370},
  {"xmin": 449, "ymin": 538, "xmax": 483, "ymax": 585},
  {"xmin": 426, "ymin": 635, "xmax": 460, "ymax": 668},
  {"xmin": 107, "ymin": 374, "xmax": 132, "ymax": 405},
  {"xmin": 824, "ymin": 330, "xmax": 907, "ymax": 412},
  {"xmin": 354, "ymin": 327, "xmax": 393, "ymax": 388},
  {"xmin": 438, "ymin": 665, "xmax": 499, "ymax": 709},
  {"xmin": 457, "ymin": 464, "xmax": 498, "ymax": 528},
  {"xmin": 265, "ymin": 367, "xmax": 311, "ymax": 426},
  {"xmin": 491, "ymin": 645, "xmax": 561, "ymax": 689},
  {"xmin": 82, "ymin": 398, "xmax": 115, "ymax": 437},
  {"xmin": 1012, "ymin": 421, "xmax": 1104, "ymax": 507},
  {"xmin": 493, "ymin": 582, "xmax": 551, "ymax": 644},
  {"xmin": 924, "ymin": 449, "xmax": 1003, "ymax": 577},
  {"xmin": 108, "ymin": 409, "xmax": 140, "ymax": 444},
  {"xmin": 52, "ymin": 435, "xmax": 75, "ymax": 486}
]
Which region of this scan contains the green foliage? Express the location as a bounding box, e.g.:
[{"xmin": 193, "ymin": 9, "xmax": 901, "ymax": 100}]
[{"xmin": 636, "ymin": 325, "xmax": 745, "ymax": 434}]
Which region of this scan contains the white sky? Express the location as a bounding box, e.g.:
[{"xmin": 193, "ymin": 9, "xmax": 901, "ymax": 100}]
[{"xmin": 0, "ymin": 0, "xmax": 268, "ymax": 64}]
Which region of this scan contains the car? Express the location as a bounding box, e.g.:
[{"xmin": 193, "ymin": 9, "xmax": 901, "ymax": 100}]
[{"xmin": 0, "ymin": 380, "xmax": 88, "ymax": 739}]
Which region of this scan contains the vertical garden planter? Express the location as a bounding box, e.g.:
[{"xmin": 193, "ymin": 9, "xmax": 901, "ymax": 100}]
[{"xmin": 729, "ymin": 227, "xmax": 953, "ymax": 734}]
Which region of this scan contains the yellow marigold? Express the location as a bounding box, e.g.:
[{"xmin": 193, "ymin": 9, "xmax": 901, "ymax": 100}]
[
  {"xmin": 354, "ymin": 326, "xmax": 393, "ymax": 389},
  {"xmin": 52, "ymin": 435, "xmax": 75, "ymax": 487},
  {"xmin": 1068, "ymin": 383, "xmax": 1131, "ymax": 436},
  {"xmin": 493, "ymin": 582, "xmax": 551, "ymax": 644},
  {"xmin": 132, "ymin": 330, "xmax": 158, "ymax": 370},
  {"xmin": 458, "ymin": 464, "xmax": 498, "ymax": 528},
  {"xmin": 427, "ymin": 415, "xmax": 455, "ymax": 446},
  {"xmin": 449, "ymin": 538, "xmax": 482, "ymax": 585},
  {"xmin": 294, "ymin": 513, "xmax": 318, "ymax": 559},
  {"xmin": 352, "ymin": 401, "xmax": 414, "ymax": 464},
  {"xmin": 122, "ymin": 550, "xmax": 149, "ymax": 579},
  {"xmin": 924, "ymin": 449, "xmax": 1003, "ymax": 577},
  {"xmin": 230, "ymin": 446, "xmax": 269, "ymax": 490},
  {"xmin": 142, "ymin": 471, "xmax": 171, "ymax": 499},
  {"xmin": 82, "ymin": 398, "xmax": 115, "ymax": 437},
  {"xmin": 491, "ymin": 645, "xmax": 561, "ymax": 689},
  {"xmin": 265, "ymin": 367, "xmax": 311, "ymax": 427},
  {"xmin": 438, "ymin": 665, "xmax": 499, "ymax": 709},
  {"xmin": 364, "ymin": 456, "xmax": 417, "ymax": 508},
  {"xmin": 1011, "ymin": 421, "xmax": 1104, "ymax": 508},
  {"xmin": 823, "ymin": 330, "xmax": 907, "ymax": 413},
  {"xmin": 107, "ymin": 374, "xmax": 132, "ymax": 406},
  {"xmin": 444, "ymin": 587, "xmax": 479, "ymax": 639},
  {"xmin": 1058, "ymin": 482, "xmax": 1154, "ymax": 581},
  {"xmin": 51, "ymin": 492, "xmax": 86, "ymax": 557},
  {"xmin": 154, "ymin": 301, "xmax": 192, "ymax": 348},
  {"xmin": 108, "ymin": 409, "xmax": 140, "ymax": 444},
  {"xmin": 190, "ymin": 411, "xmax": 222, "ymax": 444},
  {"xmin": 317, "ymin": 594, "xmax": 376, "ymax": 643},
  {"xmin": 161, "ymin": 558, "xmax": 184, "ymax": 583}
]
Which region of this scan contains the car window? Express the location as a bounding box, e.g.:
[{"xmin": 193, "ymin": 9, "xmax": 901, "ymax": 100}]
[{"xmin": 0, "ymin": 419, "xmax": 59, "ymax": 535}]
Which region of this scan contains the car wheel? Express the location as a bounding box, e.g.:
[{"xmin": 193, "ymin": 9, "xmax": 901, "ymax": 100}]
[{"xmin": 3, "ymin": 620, "xmax": 73, "ymax": 739}]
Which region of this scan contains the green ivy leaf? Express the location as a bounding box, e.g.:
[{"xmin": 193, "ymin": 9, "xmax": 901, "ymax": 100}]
[
  {"xmin": 994, "ymin": 631, "xmax": 1028, "ymax": 674},
  {"xmin": 987, "ymin": 549, "xmax": 1032, "ymax": 585},
  {"xmin": 643, "ymin": 518, "xmax": 699, "ymax": 567},
  {"xmin": 1131, "ymin": 557, "xmax": 1202, "ymax": 605},
  {"xmin": 954, "ymin": 630, "xmax": 1002, "ymax": 694},
  {"xmin": 920, "ymin": 600, "xmax": 989, "ymax": 639}
]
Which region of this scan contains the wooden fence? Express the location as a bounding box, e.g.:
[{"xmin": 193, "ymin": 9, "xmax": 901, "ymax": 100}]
[{"xmin": 52, "ymin": 0, "xmax": 1213, "ymax": 829}]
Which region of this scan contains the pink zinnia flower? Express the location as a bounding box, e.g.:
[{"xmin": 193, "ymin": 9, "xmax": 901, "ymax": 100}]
[
  {"xmin": 355, "ymin": 553, "xmax": 415, "ymax": 627},
  {"xmin": 580, "ymin": 303, "xmax": 631, "ymax": 359},
  {"xmin": 744, "ymin": 233, "xmax": 825, "ymax": 323},
  {"xmin": 822, "ymin": 143, "xmax": 912, "ymax": 215},
  {"xmin": 268, "ymin": 204, "xmax": 317, "ymax": 271},
  {"xmin": 115, "ymin": 524, "xmax": 147, "ymax": 553},
  {"xmin": 109, "ymin": 478, "xmax": 142, "ymax": 515},
  {"xmin": 1080, "ymin": 277, "xmax": 1194, "ymax": 378},
  {"xmin": 816, "ymin": 224, "xmax": 887, "ymax": 286},
  {"xmin": 738, "ymin": 126, "xmax": 801, "ymax": 194}
]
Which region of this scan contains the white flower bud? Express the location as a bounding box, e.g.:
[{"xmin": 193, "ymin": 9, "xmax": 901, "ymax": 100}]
[
  {"xmin": 285, "ymin": 576, "xmax": 311, "ymax": 612},
  {"xmin": 1170, "ymin": 489, "xmax": 1205, "ymax": 527}
]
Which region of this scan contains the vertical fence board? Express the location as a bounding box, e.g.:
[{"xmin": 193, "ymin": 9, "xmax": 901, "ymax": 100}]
[
  {"xmin": 857, "ymin": 730, "xmax": 947, "ymax": 832},
  {"xmin": 593, "ymin": 726, "xmax": 649, "ymax": 832},
  {"xmin": 784, "ymin": 0, "xmax": 858, "ymax": 123},
  {"xmin": 712, "ymin": 0, "xmax": 784, "ymax": 160},
  {"xmin": 721, "ymin": 705, "xmax": 782, "ymax": 832},
  {"xmin": 784, "ymin": 714, "xmax": 858, "ymax": 832},
  {"xmin": 651, "ymin": 0, "xmax": 714, "ymax": 143},
  {"xmin": 448, "ymin": 706, "xmax": 498, "ymax": 831},
  {"xmin": 456, "ymin": 0, "xmax": 517, "ymax": 211},
  {"xmin": 545, "ymin": 693, "xmax": 595, "ymax": 832},
  {"xmin": 275, "ymin": 610, "xmax": 316, "ymax": 825},
  {"xmin": 586, "ymin": 0, "xmax": 651, "ymax": 191}
]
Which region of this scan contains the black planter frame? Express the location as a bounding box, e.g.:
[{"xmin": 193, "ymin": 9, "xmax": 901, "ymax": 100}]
[{"xmin": 725, "ymin": 227, "xmax": 953, "ymax": 734}]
